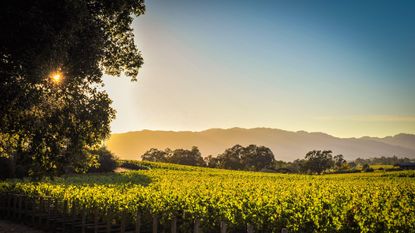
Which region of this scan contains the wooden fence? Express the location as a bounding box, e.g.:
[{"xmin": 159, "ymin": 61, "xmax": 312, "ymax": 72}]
[{"xmin": 0, "ymin": 193, "xmax": 288, "ymax": 233}]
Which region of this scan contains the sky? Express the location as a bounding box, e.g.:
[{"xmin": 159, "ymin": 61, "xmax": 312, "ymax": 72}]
[{"xmin": 103, "ymin": 0, "xmax": 415, "ymax": 138}]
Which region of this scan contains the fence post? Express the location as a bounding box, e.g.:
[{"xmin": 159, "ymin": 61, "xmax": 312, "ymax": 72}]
[
  {"xmin": 106, "ymin": 214, "xmax": 112, "ymax": 233},
  {"xmin": 247, "ymin": 223, "xmax": 254, "ymax": 233},
  {"xmin": 61, "ymin": 200, "xmax": 68, "ymax": 232},
  {"xmin": 120, "ymin": 211, "xmax": 126, "ymax": 233},
  {"xmin": 39, "ymin": 198, "xmax": 47, "ymax": 227},
  {"xmin": 70, "ymin": 200, "xmax": 78, "ymax": 233},
  {"xmin": 152, "ymin": 215, "xmax": 158, "ymax": 233},
  {"xmin": 220, "ymin": 220, "xmax": 227, "ymax": 233},
  {"xmin": 6, "ymin": 193, "xmax": 12, "ymax": 219},
  {"xmin": 63, "ymin": 199, "xmax": 68, "ymax": 216},
  {"xmin": 171, "ymin": 216, "xmax": 177, "ymax": 233},
  {"xmin": 12, "ymin": 194, "xmax": 17, "ymax": 219},
  {"xmin": 17, "ymin": 195, "xmax": 23, "ymax": 220},
  {"xmin": 0, "ymin": 193, "xmax": 3, "ymax": 218},
  {"xmin": 30, "ymin": 196, "xmax": 36, "ymax": 226},
  {"xmin": 135, "ymin": 212, "xmax": 141, "ymax": 233},
  {"xmin": 22, "ymin": 195, "xmax": 28, "ymax": 222},
  {"xmin": 94, "ymin": 209, "xmax": 99, "ymax": 233},
  {"xmin": 81, "ymin": 206, "xmax": 87, "ymax": 233},
  {"xmin": 45, "ymin": 198, "xmax": 51, "ymax": 230},
  {"xmin": 194, "ymin": 218, "xmax": 201, "ymax": 233},
  {"xmin": 0, "ymin": 193, "xmax": 5, "ymax": 218},
  {"xmin": 0, "ymin": 193, "xmax": 4, "ymax": 218}
]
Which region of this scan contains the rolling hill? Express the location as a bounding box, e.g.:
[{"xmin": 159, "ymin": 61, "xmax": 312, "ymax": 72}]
[{"xmin": 106, "ymin": 128, "xmax": 415, "ymax": 161}]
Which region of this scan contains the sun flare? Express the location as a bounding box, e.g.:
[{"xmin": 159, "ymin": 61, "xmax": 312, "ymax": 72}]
[{"xmin": 50, "ymin": 71, "xmax": 63, "ymax": 84}]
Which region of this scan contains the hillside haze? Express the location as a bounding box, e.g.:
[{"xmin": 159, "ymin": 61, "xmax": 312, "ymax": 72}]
[{"xmin": 106, "ymin": 128, "xmax": 415, "ymax": 161}]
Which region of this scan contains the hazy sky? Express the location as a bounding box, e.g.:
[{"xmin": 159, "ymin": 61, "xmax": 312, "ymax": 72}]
[{"xmin": 103, "ymin": 0, "xmax": 415, "ymax": 138}]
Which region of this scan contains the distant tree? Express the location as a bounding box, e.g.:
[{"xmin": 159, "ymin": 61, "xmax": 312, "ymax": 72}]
[
  {"xmin": 290, "ymin": 159, "xmax": 307, "ymax": 173},
  {"xmin": 240, "ymin": 145, "xmax": 275, "ymax": 171},
  {"xmin": 210, "ymin": 144, "xmax": 275, "ymax": 171},
  {"xmin": 273, "ymin": 160, "xmax": 289, "ymax": 169},
  {"xmin": 353, "ymin": 156, "xmax": 413, "ymax": 166},
  {"xmin": 216, "ymin": 145, "xmax": 245, "ymax": 170},
  {"xmin": 205, "ymin": 155, "xmax": 220, "ymax": 168},
  {"xmin": 333, "ymin": 154, "xmax": 346, "ymax": 169},
  {"xmin": 88, "ymin": 147, "xmax": 118, "ymax": 173},
  {"xmin": 348, "ymin": 161, "xmax": 357, "ymax": 168},
  {"xmin": 362, "ymin": 163, "xmax": 374, "ymax": 172},
  {"xmin": 272, "ymin": 160, "xmax": 299, "ymax": 173},
  {"xmin": 355, "ymin": 158, "xmax": 367, "ymax": 166},
  {"xmin": 168, "ymin": 146, "xmax": 205, "ymax": 166},
  {"xmin": 141, "ymin": 148, "xmax": 168, "ymax": 162},
  {"xmin": 303, "ymin": 150, "xmax": 334, "ymax": 174}
]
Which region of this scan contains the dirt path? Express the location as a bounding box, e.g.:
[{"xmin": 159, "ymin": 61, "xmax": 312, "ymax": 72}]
[{"xmin": 0, "ymin": 220, "xmax": 45, "ymax": 233}]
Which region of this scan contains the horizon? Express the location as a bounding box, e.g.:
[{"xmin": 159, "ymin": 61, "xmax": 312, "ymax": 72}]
[
  {"xmin": 109, "ymin": 126, "xmax": 414, "ymax": 139},
  {"xmin": 103, "ymin": 0, "xmax": 415, "ymax": 138}
]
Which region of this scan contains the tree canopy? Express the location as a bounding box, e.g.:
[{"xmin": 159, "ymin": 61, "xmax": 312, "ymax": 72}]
[
  {"xmin": 206, "ymin": 144, "xmax": 276, "ymax": 171},
  {"xmin": 87, "ymin": 146, "xmax": 118, "ymax": 173},
  {"xmin": 302, "ymin": 150, "xmax": 335, "ymax": 174},
  {"xmin": 0, "ymin": 0, "xmax": 145, "ymax": 178},
  {"xmin": 141, "ymin": 147, "xmax": 205, "ymax": 167},
  {"xmin": 141, "ymin": 148, "xmax": 169, "ymax": 163},
  {"xmin": 169, "ymin": 146, "xmax": 205, "ymax": 166}
]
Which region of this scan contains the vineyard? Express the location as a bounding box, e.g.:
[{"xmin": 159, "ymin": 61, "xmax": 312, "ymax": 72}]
[{"xmin": 1, "ymin": 161, "xmax": 414, "ymax": 233}]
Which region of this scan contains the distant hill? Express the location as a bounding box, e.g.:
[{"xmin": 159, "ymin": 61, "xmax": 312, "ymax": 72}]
[
  {"xmin": 360, "ymin": 134, "xmax": 415, "ymax": 152},
  {"xmin": 106, "ymin": 128, "xmax": 415, "ymax": 161}
]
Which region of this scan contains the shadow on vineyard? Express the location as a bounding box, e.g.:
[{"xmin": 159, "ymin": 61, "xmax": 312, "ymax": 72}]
[{"xmin": 55, "ymin": 172, "xmax": 153, "ymax": 187}]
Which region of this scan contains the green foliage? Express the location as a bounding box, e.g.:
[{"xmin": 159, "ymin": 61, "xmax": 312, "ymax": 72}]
[
  {"xmin": 1, "ymin": 164, "xmax": 414, "ymax": 232},
  {"xmin": 168, "ymin": 146, "xmax": 205, "ymax": 166},
  {"xmin": 141, "ymin": 148, "xmax": 169, "ymax": 162},
  {"xmin": 0, "ymin": 0, "xmax": 145, "ymax": 178},
  {"xmin": 216, "ymin": 144, "xmax": 245, "ymax": 170},
  {"xmin": 141, "ymin": 147, "xmax": 205, "ymax": 167},
  {"xmin": 333, "ymin": 154, "xmax": 346, "ymax": 169},
  {"xmin": 208, "ymin": 144, "xmax": 276, "ymax": 171},
  {"xmin": 354, "ymin": 156, "xmax": 413, "ymax": 165},
  {"xmin": 88, "ymin": 146, "xmax": 118, "ymax": 173},
  {"xmin": 303, "ymin": 150, "xmax": 335, "ymax": 174},
  {"xmin": 240, "ymin": 145, "xmax": 275, "ymax": 170}
]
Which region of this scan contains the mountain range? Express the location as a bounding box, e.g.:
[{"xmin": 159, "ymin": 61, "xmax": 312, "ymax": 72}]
[{"xmin": 106, "ymin": 128, "xmax": 415, "ymax": 161}]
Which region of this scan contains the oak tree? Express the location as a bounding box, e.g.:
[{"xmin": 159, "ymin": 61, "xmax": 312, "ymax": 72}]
[{"xmin": 0, "ymin": 0, "xmax": 145, "ymax": 177}]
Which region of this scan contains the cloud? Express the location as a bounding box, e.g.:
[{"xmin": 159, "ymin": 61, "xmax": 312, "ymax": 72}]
[{"xmin": 315, "ymin": 115, "xmax": 415, "ymax": 122}]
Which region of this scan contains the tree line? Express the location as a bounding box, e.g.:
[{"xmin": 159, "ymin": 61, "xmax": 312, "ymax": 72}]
[
  {"xmin": 353, "ymin": 156, "xmax": 412, "ymax": 165},
  {"xmin": 3, "ymin": 142, "xmax": 412, "ymax": 179},
  {"xmin": 141, "ymin": 145, "xmax": 414, "ymax": 174},
  {"xmin": 141, "ymin": 145, "xmax": 275, "ymax": 172}
]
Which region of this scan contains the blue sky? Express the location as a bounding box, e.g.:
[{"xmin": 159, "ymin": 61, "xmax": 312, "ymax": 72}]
[{"xmin": 103, "ymin": 0, "xmax": 415, "ymax": 137}]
